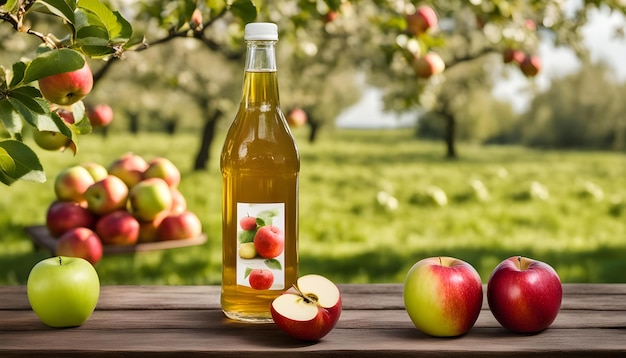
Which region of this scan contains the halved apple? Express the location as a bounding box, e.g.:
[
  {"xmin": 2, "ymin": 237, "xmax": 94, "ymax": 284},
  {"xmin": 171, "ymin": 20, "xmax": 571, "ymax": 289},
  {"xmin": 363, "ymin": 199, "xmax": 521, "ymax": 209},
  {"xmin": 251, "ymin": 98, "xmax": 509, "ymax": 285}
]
[{"xmin": 270, "ymin": 274, "xmax": 342, "ymax": 341}]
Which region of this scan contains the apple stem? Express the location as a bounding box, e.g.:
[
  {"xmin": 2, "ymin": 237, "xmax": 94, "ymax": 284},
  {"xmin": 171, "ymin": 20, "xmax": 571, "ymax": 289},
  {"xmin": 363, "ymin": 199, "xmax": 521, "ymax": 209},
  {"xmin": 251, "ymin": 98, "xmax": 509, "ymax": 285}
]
[
  {"xmin": 517, "ymin": 256, "xmax": 522, "ymax": 270},
  {"xmin": 438, "ymin": 256, "xmax": 442, "ymax": 266},
  {"xmin": 58, "ymin": 256, "xmax": 62, "ymax": 266}
]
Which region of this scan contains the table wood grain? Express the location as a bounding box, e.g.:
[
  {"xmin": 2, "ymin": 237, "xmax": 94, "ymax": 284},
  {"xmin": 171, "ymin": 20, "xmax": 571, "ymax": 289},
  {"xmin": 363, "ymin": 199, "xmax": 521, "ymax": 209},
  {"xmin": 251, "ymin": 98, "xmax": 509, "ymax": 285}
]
[{"xmin": 1, "ymin": 284, "xmax": 624, "ymax": 357}]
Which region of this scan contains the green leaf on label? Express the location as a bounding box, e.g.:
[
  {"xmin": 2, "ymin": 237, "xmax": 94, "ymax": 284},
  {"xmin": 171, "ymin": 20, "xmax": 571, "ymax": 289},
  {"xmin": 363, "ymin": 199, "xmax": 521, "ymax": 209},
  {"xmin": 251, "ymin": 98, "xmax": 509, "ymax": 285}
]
[
  {"xmin": 256, "ymin": 209, "xmax": 278, "ymax": 227},
  {"xmin": 0, "ymin": 139, "xmax": 46, "ymax": 185},
  {"xmin": 244, "ymin": 267, "xmax": 253, "ymax": 279},
  {"xmin": 238, "ymin": 229, "xmax": 256, "ymax": 243},
  {"xmin": 264, "ymin": 259, "xmax": 282, "ymax": 270},
  {"xmin": 22, "ymin": 49, "xmax": 85, "ymax": 85}
]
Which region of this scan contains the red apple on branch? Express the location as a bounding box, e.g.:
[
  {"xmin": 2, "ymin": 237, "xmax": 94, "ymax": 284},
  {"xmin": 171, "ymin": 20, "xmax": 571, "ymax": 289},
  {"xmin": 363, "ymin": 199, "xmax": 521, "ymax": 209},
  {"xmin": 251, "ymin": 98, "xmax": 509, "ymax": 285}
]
[
  {"xmin": 487, "ymin": 256, "xmax": 562, "ymax": 333},
  {"xmin": 403, "ymin": 256, "xmax": 483, "ymax": 337},
  {"xmin": 405, "ymin": 5, "xmax": 438, "ymax": 36},
  {"xmin": 56, "ymin": 227, "xmax": 103, "ymax": 265},
  {"xmin": 38, "ymin": 62, "xmax": 94, "ymax": 106},
  {"xmin": 271, "ymin": 274, "xmax": 342, "ymax": 341},
  {"xmin": 87, "ymin": 104, "xmax": 113, "ymax": 128},
  {"xmin": 520, "ymin": 54, "xmax": 541, "ymax": 77},
  {"xmin": 503, "ymin": 48, "xmax": 525, "ymax": 64},
  {"xmin": 413, "ymin": 52, "xmax": 446, "ymax": 78}
]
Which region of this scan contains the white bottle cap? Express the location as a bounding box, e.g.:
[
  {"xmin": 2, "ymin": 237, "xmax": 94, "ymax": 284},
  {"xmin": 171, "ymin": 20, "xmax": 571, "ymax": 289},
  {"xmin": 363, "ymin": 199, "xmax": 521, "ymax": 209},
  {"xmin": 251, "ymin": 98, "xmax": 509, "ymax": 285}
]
[{"xmin": 244, "ymin": 22, "xmax": 278, "ymax": 41}]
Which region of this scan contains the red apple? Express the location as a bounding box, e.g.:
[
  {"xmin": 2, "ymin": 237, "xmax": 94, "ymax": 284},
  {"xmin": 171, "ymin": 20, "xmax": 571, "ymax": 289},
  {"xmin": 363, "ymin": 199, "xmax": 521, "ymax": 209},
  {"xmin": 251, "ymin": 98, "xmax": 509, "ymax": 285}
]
[
  {"xmin": 95, "ymin": 210, "xmax": 140, "ymax": 246},
  {"xmin": 271, "ymin": 274, "xmax": 342, "ymax": 341},
  {"xmin": 32, "ymin": 129, "xmax": 71, "ymax": 151},
  {"xmin": 503, "ymin": 48, "xmax": 525, "ymax": 64},
  {"xmin": 253, "ymin": 225, "xmax": 284, "ymax": 259},
  {"xmin": 56, "ymin": 227, "xmax": 103, "ymax": 265},
  {"xmin": 38, "ymin": 62, "xmax": 93, "ymax": 106},
  {"xmin": 403, "ymin": 256, "xmax": 483, "ymax": 337},
  {"xmin": 487, "ymin": 256, "xmax": 562, "ymax": 333},
  {"xmin": 129, "ymin": 178, "xmax": 173, "ymax": 221},
  {"xmin": 169, "ymin": 187, "xmax": 187, "ymax": 215},
  {"xmin": 84, "ymin": 175, "xmax": 129, "ymax": 216},
  {"xmin": 248, "ymin": 269, "xmax": 274, "ymax": 290},
  {"xmin": 240, "ymin": 216, "xmax": 257, "ymax": 231},
  {"xmin": 156, "ymin": 211, "xmax": 202, "ymax": 240},
  {"xmin": 46, "ymin": 201, "xmax": 97, "ymax": 237},
  {"xmin": 520, "ymin": 54, "xmax": 541, "ymax": 77},
  {"xmin": 405, "ymin": 5, "xmax": 438, "ymax": 36},
  {"xmin": 286, "ymin": 108, "xmax": 307, "ymax": 128},
  {"xmin": 57, "ymin": 109, "xmax": 75, "ymax": 124},
  {"xmin": 413, "ymin": 52, "xmax": 445, "ymax": 78},
  {"xmin": 323, "ymin": 11, "xmax": 338, "ymax": 24},
  {"xmin": 137, "ymin": 217, "xmax": 164, "ymax": 243},
  {"xmin": 87, "ymin": 104, "xmax": 113, "ymax": 128},
  {"xmin": 143, "ymin": 157, "xmax": 181, "ymax": 187},
  {"xmin": 80, "ymin": 162, "xmax": 108, "ymax": 182},
  {"xmin": 54, "ymin": 165, "xmax": 95, "ymax": 203},
  {"xmin": 107, "ymin": 153, "xmax": 149, "ymax": 189}
]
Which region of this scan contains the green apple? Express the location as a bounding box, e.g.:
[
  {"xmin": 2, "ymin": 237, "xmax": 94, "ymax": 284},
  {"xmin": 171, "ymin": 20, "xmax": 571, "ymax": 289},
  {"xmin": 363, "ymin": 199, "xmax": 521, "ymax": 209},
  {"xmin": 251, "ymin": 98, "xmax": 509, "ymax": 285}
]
[
  {"xmin": 403, "ymin": 256, "xmax": 483, "ymax": 337},
  {"xmin": 33, "ymin": 129, "xmax": 71, "ymax": 151},
  {"xmin": 129, "ymin": 178, "xmax": 173, "ymax": 221},
  {"xmin": 27, "ymin": 256, "xmax": 100, "ymax": 328}
]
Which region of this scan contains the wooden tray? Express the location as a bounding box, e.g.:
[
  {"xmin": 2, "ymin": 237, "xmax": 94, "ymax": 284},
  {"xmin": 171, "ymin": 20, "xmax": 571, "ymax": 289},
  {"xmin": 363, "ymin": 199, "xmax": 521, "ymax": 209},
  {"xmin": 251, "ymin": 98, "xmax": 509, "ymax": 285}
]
[{"xmin": 24, "ymin": 225, "xmax": 207, "ymax": 255}]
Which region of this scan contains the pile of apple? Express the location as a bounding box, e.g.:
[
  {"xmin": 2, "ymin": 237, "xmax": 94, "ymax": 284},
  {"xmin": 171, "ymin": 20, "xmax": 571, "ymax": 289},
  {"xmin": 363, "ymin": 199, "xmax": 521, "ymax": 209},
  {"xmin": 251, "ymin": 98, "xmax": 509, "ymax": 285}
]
[{"xmin": 46, "ymin": 152, "xmax": 202, "ymax": 265}]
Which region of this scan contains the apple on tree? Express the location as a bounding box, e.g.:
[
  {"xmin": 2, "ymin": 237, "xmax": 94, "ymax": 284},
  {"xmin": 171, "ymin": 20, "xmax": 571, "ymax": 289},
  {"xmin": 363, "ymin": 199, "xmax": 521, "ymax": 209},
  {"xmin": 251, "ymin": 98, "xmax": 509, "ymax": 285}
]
[
  {"xmin": 87, "ymin": 104, "xmax": 113, "ymax": 128},
  {"xmin": 487, "ymin": 256, "xmax": 562, "ymax": 333},
  {"xmin": 32, "ymin": 129, "xmax": 71, "ymax": 151},
  {"xmin": 37, "ymin": 61, "xmax": 94, "ymax": 106},
  {"xmin": 413, "ymin": 52, "xmax": 446, "ymax": 79},
  {"xmin": 405, "ymin": 5, "xmax": 438, "ymax": 36},
  {"xmin": 56, "ymin": 227, "xmax": 103, "ymax": 265},
  {"xmin": 54, "ymin": 165, "xmax": 95, "ymax": 203},
  {"xmin": 27, "ymin": 256, "xmax": 100, "ymax": 328},
  {"xmin": 520, "ymin": 54, "xmax": 542, "ymax": 77},
  {"xmin": 502, "ymin": 48, "xmax": 525, "ymax": 64},
  {"xmin": 271, "ymin": 274, "xmax": 342, "ymax": 341},
  {"xmin": 254, "ymin": 225, "xmax": 284, "ymax": 259},
  {"xmin": 46, "ymin": 200, "xmax": 97, "ymax": 237},
  {"xmin": 403, "ymin": 256, "xmax": 483, "ymax": 337},
  {"xmin": 286, "ymin": 108, "xmax": 307, "ymax": 128},
  {"xmin": 96, "ymin": 210, "xmax": 140, "ymax": 246},
  {"xmin": 85, "ymin": 175, "xmax": 129, "ymax": 216}
]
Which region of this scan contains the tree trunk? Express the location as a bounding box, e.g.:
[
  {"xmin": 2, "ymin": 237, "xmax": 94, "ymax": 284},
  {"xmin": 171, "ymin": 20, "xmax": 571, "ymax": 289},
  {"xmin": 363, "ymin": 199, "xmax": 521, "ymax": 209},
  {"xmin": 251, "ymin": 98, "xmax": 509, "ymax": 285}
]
[
  {"xmin": 444, "ymin": 111, "xmax": 457, "ymax": 159},
  {"xmin": 193, "ymin": 109, "xmax": 222, "ymax": 171},
  {"xmin": 307, "ymin": 114, "xmax": 320, "ymax": 143}
]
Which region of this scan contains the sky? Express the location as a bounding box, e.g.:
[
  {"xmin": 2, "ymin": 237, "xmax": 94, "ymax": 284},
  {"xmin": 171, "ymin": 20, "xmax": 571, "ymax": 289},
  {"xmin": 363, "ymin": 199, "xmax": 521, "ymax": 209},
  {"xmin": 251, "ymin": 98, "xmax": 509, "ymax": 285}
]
[{"xmin": 336, "ymin": 7, "xmax": 626, "ymax": 129}]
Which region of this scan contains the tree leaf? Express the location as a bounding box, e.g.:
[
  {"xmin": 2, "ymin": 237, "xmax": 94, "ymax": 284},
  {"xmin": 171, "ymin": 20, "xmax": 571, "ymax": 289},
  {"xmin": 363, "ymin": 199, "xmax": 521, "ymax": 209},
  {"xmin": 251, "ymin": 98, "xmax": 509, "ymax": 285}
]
[
  {"xmin": 7, "ymin": 87, "xmax": 48, "ymax": 114},
  {"xmin": 77, "ymin": 0, "xmax": 132, "ymax": 43},
  {"xmin": 229, "ymin": 0, "xmax": 258, "ymax": 24},
  {"xmin": 0, "ymin": 99, "xmax": 22, "ymax": 135},
  {"xmin": 22, "ymin": 49, "xmax": 85, "ymax": 84},
  {"xmin": 0, "ymin": 139, "xmax": 46, "ymax": 186},
  {"xmin": 9, "ymin": 61, "xmax": 26, "ymax": 88},
  {"xmin": 264, "ymin": 259, "xmax": 282, "ymax": 270},
  {"xmin": 35, "ymin": 0, "xmax": 77, "ymax": 24}
]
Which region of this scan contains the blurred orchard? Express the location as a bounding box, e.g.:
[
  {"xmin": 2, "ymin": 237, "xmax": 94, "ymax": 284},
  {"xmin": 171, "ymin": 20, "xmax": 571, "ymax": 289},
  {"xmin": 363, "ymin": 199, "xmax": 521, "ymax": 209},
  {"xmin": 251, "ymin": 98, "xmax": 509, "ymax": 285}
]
[{"xmin": 1, "ymin": 0, "xmax": 626, "ymax": 186}]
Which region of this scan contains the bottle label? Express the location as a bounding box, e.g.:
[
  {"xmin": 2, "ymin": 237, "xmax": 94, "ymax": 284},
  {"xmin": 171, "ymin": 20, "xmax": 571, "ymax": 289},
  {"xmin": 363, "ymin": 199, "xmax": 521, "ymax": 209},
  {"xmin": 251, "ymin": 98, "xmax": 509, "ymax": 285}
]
[{"xmin": 236, "ymin": 202, "xmax": 285, "ymax": 290}]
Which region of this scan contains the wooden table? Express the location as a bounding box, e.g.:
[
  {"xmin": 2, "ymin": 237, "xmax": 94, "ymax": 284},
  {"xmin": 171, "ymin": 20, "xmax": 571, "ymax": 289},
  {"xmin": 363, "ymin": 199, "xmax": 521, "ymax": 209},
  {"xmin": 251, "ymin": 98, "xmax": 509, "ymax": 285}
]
[{"xmin": 1, "ymin": 284, "xmax": 624, "ymax": 357}]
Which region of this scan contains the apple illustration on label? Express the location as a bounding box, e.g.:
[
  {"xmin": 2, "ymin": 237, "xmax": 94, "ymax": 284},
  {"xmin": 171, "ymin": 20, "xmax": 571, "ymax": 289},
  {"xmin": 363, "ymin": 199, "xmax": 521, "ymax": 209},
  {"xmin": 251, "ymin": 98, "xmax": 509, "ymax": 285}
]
[
  {"xmin": 38, "ymin": 62, "xmax": 93, "ymax": 106},
  {"xmin": 27, "ymin": 256, "xmax": 100, "ymax": 328},
  {"xmin": 240, "ymin": 216, "xmax": 257, "ymax": 231},
  {"xmin": 403, "ymin": 256, "xmax": 483, "ymax": 337},
  {"xmin": 487, "ymin": 256, "xmax": 562, "ymax": 333},
  {"xmin": 254, "ymin": 225, "xmax": 284, "ymax": 259},
  {"xmin": 56, "ymin": 227, "xmax": 103, "ymax": 265},
  {"xmin": 248, "ymin": 269, "xmax": 274, "ymax": 290},
  {"xmin": 239, "ymin": 242, "xmax": 257, "ymax": 259},
  {"xmin": 271, "ymin": 274, "xmax": 342, "ymax": 341}
]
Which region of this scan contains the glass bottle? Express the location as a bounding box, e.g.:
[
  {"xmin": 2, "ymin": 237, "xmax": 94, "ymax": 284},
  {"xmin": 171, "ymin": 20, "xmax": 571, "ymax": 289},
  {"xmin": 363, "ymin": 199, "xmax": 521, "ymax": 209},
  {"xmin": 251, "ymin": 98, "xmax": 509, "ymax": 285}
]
[{"xmin": 220, "ymin": 22, "xmax": 300, "ymax": 323}]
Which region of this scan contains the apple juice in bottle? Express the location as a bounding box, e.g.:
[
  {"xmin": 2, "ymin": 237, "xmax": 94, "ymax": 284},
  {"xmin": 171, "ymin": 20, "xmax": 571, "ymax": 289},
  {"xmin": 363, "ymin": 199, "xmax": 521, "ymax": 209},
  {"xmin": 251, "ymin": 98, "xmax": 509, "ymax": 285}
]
[{"xmin": 220, "ymin": 22, "xmax": 300, "ymax": 323}]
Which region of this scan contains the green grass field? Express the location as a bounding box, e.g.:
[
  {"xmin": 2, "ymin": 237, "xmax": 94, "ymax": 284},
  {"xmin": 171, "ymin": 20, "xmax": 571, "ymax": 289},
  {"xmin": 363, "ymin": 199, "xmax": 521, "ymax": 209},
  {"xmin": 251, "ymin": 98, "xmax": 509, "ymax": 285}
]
[{"xmin": 1, "ymin": 129, "xmax": 625, "ymax": 285}]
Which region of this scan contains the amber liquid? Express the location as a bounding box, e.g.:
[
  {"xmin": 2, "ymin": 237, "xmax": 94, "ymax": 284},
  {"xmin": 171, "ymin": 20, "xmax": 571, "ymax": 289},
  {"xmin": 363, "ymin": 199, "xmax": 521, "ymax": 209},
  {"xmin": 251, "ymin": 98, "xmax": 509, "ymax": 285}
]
[{"xmin": 220, "ymin": 70, "xmax": 299, "ymax": 322}]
